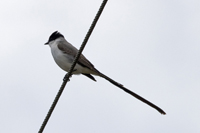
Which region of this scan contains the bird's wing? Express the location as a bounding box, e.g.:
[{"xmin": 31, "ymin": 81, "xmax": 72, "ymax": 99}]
[{"xmin": 57, "ymin": 41, "xmax": 100, "ymax": 74}]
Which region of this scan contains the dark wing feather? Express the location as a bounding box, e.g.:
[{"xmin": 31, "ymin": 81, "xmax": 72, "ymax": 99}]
[
  {"xmin": 81, "ymin": 73, "xmax": 96, "ymax": 81},
  {"xmin": 57, "ymin": 41, "xmax": 100, "ymax": 74}
]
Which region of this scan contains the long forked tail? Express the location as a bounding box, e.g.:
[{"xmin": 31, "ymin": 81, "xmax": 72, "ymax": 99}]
[{"xmin": 98, "ymin": 72, "xmax": 166, "ymax": 115}]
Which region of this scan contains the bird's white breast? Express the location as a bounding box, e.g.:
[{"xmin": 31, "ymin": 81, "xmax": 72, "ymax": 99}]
[{"xmin": 50, "ymin": 43, "xmax": 73, "ymax": 72}]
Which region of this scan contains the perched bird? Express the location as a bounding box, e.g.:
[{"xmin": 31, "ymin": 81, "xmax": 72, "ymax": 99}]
[{"xmin": 45, "ymin": 31, "xmax": 166, "ymax": 115}]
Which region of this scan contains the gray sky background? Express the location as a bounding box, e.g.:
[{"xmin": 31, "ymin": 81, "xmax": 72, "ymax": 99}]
[{"xmin": 0, "ymin": 0, "xmax": 200, "ymax": 132}]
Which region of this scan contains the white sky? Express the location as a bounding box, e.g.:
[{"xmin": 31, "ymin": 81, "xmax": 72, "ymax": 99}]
[{"xmin": 0, "ymin": 0, "xmax": 200, "ymax": 132}]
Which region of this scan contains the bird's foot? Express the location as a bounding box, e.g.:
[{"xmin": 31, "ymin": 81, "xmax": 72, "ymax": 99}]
[
  {"xmin": 63, "ymin": 69, "xmax": 77, "ymax": 81},
  {"xmin": 63, "ymin": 73, "xmax": 71, "ymax": 82}
]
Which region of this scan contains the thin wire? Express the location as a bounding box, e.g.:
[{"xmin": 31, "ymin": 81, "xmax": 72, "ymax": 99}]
[{"xmin": 38, "ymin": 0, "xmax": 108, "ymax": 132}]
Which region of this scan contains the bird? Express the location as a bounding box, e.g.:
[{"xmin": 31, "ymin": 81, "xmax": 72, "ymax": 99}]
[{"xmin": 45, "ymin": 31, "xmax": 166, "ymax": 115}]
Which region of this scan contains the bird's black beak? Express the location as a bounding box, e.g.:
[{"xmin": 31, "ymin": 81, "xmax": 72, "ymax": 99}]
[{"xmin": 44, "ymin": 42, "xmax": 49, "ymax": 45}]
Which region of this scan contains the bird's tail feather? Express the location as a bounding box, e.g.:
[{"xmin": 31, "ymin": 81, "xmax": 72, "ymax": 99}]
[{"xmin": 98, "ymin": 72, "xmax": 166, "ymax": 115}]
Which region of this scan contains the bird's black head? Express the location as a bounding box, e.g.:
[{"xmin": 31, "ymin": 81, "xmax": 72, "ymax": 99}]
[{"xmin": 45, "ymin": 31, "xmax": 64, "ymax": 45}]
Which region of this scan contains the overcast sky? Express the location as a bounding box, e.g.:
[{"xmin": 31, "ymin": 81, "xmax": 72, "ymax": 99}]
[{"xmin": 0, "ymin": 0, "xmax": 200, "ymax": 132}]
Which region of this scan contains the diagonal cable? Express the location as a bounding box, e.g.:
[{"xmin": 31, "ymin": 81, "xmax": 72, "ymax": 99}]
[{"xmin": 38, "ymin": 0, "xmax": 108, "ymax": 132}]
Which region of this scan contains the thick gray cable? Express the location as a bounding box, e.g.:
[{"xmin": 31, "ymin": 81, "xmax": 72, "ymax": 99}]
[{"xmin": 38, "ymin": 0, "xmax": 108, "ymax": 132}]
